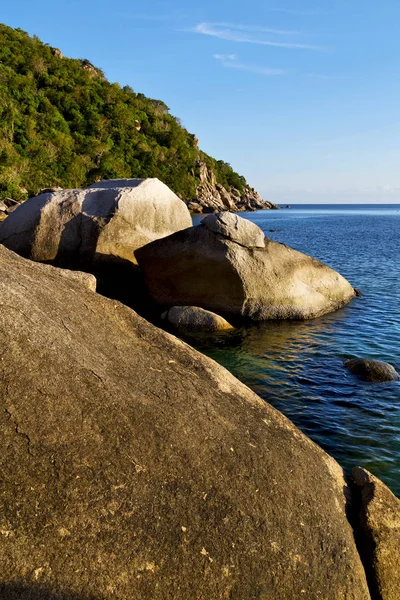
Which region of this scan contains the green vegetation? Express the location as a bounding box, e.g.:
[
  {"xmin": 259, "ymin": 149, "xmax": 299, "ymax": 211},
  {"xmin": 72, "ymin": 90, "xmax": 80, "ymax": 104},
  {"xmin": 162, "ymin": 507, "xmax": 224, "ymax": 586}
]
[{"xmin": 0, "ymin": 23, "xmax": 249, "ymax": 201}]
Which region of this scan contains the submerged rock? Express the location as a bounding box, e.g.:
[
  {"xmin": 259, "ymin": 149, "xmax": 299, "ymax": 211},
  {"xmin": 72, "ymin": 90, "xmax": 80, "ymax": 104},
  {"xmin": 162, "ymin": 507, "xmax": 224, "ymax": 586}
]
[
  {"xmin": 345, "ymin": 358, "xmax": 399, "ymax": 382},
  {"xmin": 164, "ymin": 305, "xmax": 234, "ymax": 332},
  {"xmin": 0, "ymin": 244, "xmax": 370, "ymax": 599},
  {"xmin": 136, "ymin": 212, "xmax": 356, "ymax": 321},
  {"xmin": 353, "ymin": 467, "xmax": 400, "ymax": 600},
  {"xmin": 0, "ymin": 179, "xmax": 192, "ymax": 271}
]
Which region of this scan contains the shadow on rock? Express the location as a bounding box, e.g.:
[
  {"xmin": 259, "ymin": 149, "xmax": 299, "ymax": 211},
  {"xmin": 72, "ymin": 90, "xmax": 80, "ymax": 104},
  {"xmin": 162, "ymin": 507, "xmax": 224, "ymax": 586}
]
[{"xmin": 0, "ymin": 582, "xmax": 103, "ymax": 600}]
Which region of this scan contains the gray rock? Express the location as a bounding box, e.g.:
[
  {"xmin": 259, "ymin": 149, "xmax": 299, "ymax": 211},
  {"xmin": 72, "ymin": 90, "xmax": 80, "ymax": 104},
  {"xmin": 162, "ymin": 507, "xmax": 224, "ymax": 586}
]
[
  {"xmin": 187, "ymin": 201, "xmax": 203, "ymax": 214},
  {"xmin": 0, "ymin": 201, "xmax": 7, "ymax": 212},
  {"xmin": 3, "ymin": 197, "xmax": 19, "ymax": 207},
  {"xmin": 39, "ymin": 186, "xmax": 64, "ymax": 194},
  {"xmin": 165, "ymin": 306, "xmax": 234, "ymax": 332},
  {"xmin": 136, "ymin": 216, "xmax": 356, "ymax": 321},
  {"xmin": 5, "ymin": 205, "xmax": 19, "ymax": 215},
  {"xmin": 0, "ymin": 243, "xmax": 370, "ymax": 599},
  {"xmin": 0, "ymin": 179, "xmax": 192, "ymax": 271},
  {"xmin": 345, "ymin": 358, "xmax": 399, "ymax": 382},
  {"xmin": 201, "ymin": 212, "xmax": 265, "ymax": 248},
  {"xmin": 352, "ymin": 466, "xmax": 400, "ymax": 600}
]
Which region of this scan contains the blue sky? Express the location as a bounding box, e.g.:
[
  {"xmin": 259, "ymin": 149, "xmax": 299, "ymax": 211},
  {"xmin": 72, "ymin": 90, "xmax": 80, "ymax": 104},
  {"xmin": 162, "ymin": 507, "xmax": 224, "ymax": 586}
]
[{"xmin": 2, "ymin": 0, "xmax": 400, "ymax": 202}]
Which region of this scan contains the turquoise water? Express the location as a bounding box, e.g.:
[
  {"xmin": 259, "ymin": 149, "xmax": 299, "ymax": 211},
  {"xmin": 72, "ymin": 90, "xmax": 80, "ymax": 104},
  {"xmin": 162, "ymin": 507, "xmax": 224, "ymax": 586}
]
[{"xmin": 190, "ymin": 206, "xmax": 400, "ymax": 495}]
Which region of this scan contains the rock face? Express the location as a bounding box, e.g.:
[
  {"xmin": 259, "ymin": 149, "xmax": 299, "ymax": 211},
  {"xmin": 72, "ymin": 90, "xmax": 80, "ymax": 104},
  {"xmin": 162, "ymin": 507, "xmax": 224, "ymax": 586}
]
[
  {"xmin": 164, "ymin": 306, "xmax": 234, "ymax": 332},
  {"xmin": 0, "ymin": 179, "xmax": 192, "ymax": 271},
  {"xmin": 353, "ymin": 467, "xmax": 400, "ymax": 600},
  {"xmin": 136, "ymin": 213, "xmax": 356, "ymax": 321},
  {"xmin": 189, "ymin": 161, "xmax": 279, "ymax": 213},
  {"xmin": 0, "ymin": 244, "xmax": 371, "ymax": 600},
  {"xmin": 345, "ymin": 359, "xmax": 399, "ymax": 382}
]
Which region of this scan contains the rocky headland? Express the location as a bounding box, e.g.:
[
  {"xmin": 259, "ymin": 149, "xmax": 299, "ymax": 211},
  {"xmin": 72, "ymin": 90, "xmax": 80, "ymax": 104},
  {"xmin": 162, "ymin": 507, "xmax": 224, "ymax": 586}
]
[{"xmin": 187, "ymin": 161, "xmax": 279, "ymax": 213}]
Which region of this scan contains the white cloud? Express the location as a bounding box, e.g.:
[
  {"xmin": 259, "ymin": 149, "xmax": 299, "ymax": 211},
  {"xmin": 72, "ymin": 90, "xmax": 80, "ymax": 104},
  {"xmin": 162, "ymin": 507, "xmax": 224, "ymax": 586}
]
[
  {"xmin": 213, "ymin": 54, "xmax": 284, "ymax": 76},
  {"xmin": 213, "ymin": 53, "xmax": 237, "ymax": 61},
  {"xmin": 210, "ymin": 22, "xmax": 300, "ymax": 36},
  {"xmin": 194, "ymin": 22, "xmax": 320, "ymax": 50}
]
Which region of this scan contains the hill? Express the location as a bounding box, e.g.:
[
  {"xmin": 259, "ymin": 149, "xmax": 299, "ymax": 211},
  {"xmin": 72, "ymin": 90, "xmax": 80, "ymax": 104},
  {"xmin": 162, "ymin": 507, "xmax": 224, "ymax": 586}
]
[{"xmin": 0, "ymin": 24, "xmax": 276, "ymax": 211}]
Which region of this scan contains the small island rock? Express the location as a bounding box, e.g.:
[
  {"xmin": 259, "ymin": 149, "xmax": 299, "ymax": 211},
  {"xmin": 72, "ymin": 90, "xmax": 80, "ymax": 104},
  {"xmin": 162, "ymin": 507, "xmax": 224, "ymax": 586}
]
[
  {"xmin": 164, "ymin": 306, "xmax": 234, "ymax": 332},
  {"xmin": 345, "ymin": 358, "xmax": 399, "ymax": 382}
]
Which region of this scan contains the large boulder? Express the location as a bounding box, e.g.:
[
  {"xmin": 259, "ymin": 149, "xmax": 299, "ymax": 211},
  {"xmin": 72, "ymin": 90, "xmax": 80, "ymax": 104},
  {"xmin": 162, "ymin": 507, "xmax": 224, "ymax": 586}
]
[
  {"xmin": 163, "ymin": 305, "xmax": 234, "ymax": 332},
  {"xmin": 345, "ymin": 358, "xmax": 399, "ymax": 382},
  {"xmin": 136, "ymin": 213, "xmax": 356, "ymax": 321},
  {"xmin": 0, "ymin": 179, "xmax": 192, "ymax": 272},
  {"xmin": 353, "ymin": 467, "xmax": 400, "ymax": 600},
  {"xmin": 0, "ymin": 244, "xmax": 370, "ymax": 599}
]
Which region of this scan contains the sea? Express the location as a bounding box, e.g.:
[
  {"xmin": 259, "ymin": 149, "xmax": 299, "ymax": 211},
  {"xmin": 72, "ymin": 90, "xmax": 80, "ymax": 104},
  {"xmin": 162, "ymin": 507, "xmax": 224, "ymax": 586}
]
[{"xmin": 190, "ymin": 205, "xmax": 400, "ymax": 496}]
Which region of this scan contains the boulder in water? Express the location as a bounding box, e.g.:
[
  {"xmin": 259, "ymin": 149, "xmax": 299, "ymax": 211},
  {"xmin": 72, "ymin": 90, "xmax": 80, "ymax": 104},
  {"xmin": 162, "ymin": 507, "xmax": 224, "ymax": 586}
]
[
  {"xmin": 163, "ymin": 305, "xmax": 234, "ymax": 332},
  {"xmin": 345, "ymin": 358, "xmax": 399, "ymax": 382},
  {"xmin": 136, "ymin": 212, "xmax": 356, "ymax": 321}
]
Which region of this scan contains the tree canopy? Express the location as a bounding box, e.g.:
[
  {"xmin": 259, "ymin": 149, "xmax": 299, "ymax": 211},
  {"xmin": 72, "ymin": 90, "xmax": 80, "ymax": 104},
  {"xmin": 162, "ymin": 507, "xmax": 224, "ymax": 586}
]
[{"xmin": 0, "ymin": 24, "xmax": 249, "ymax": 201}]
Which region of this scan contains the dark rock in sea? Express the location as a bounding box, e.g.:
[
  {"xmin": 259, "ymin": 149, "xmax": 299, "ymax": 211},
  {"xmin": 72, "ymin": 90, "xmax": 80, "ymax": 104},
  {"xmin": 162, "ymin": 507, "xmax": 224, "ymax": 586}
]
[
  {"xmin": 344, "ymin": 358, "xmax": 399, "ymax": 382},
  {"xmin": 0, "ymin": 243, "xmax": 370, "ymax": 599},
  {"xmin": 163, "ymin": 305, "xmax": 234, "ymax": 332},
  {"xmin": 352, "ymin": 466, "xmax": 400, "ymax": 600},
  {"xmin": 136, "ymin": 212, "xmax": 356, "ymax": 321}
]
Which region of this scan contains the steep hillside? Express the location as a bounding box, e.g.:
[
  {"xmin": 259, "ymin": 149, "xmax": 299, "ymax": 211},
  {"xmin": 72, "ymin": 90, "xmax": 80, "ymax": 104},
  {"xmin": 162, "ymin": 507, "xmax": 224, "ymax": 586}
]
[{"xmin": 0, "ymin": 24, "xmax": 276, "ymax": 211}]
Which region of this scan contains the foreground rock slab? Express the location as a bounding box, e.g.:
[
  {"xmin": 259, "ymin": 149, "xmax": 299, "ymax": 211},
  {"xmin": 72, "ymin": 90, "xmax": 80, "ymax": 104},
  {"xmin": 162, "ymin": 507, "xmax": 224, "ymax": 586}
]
[
  {"xmin": 136, "ymin": 212, "xmax": 356, "ymax": 321},
  {"xmin": 353, "ymin": 467, "xmax": 400, "ymax": 600},
  {"xmin": 0, "ymin": 178, "xmax": 192, "ymax": 271},
  {"xmin": 163, "ymin": 305, "xmax": 234, "ymax": 332},
  {"xmin": 0, "ymin": 244, "xmax": 370, "ymax": 599},
  {"xmin": 345, "ymin": 358, "xmax": 400, "ymax": 382}
]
